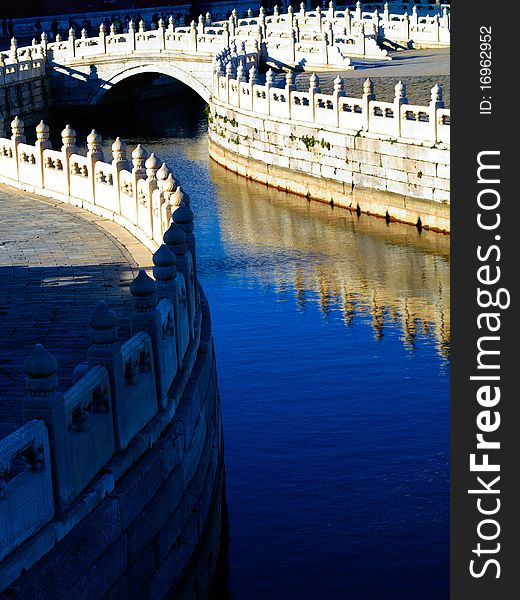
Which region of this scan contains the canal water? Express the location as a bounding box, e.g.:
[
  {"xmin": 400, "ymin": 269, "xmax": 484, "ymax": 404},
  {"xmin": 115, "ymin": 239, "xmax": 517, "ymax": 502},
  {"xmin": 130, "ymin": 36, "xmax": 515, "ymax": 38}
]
[{"xmin": 49, "ymin": 91, "xmax": 450, "ymax": 599}]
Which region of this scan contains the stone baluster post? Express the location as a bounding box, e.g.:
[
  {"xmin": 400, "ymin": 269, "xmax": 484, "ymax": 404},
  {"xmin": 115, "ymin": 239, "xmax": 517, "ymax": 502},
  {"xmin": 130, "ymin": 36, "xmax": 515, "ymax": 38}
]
[
  {"xmin": 222, "ymin": 21, "xmax": 230, "ymax": 47},
  {"xmin": 99, "ymin": 23, "xmax": 107, "ymax": 53},
  {"xmin": 130, "ymin": 271, "xmax": 169, "ymax": 411},
  {"xmin": 190, "ymin": 20, "xmax": 197, "ymax": 51},
  {"xmin": 356, "ymin": 21, "xmax": 366, "ymax": 56},
  {"xmin": 131, "ymin": 144, "xmax": 148, "ymax": 220},
  {"xmin": 442, "ymin": 7, "xmax": 449, "ymax": 29},
  {"xmin": 158, "ymin": 18, "xmax": 166, "ymax": 50},
  {"xmin": 35, "ymin": 120, "xmax": 51, "ymax": 188},
  {"xmin": 87, "ymin": 302, "xmax": 127, "ymax": 449},
  {"xmin": 355, "ymin": 1, "xmax": 362, "ymax": 22},
  {"xmin": 225, "ymin": 61, "xmax": 234, "ymax": 104},
  {"xmin": 173, "ymin": 203, "xmax": 197, "ymax": 303},
  {"xmin": 299, "ymin": 2, "xmax": 306, "ymax": 19},
  {"xmin": 373, "ymin": 9, "xmax": 380, "ymax": 37},
  {"xmin": 259, "ymin": 6, "xmax": 266, "ymax": 37},
  {"xmin": 333, "ymin": 75, "xmax": 345, "ymax": 127},
  {"xmin": 289, "ymin": 26, "xmax": 297, "ymax": 63},
  {"xmin": 142, "ymin": 153, "xmax": 160, "ymax": 239},
  {"xmin": 394, "ymin": 80, "xmax": 408, "ymax": 138},
  {"xmin": 328, "ymin": 1, "xmax": 335, "ymax": 21},
  {"xmin": 285, "ymin": 70, "xmax": 296, "ymax": 119},
  {"xmin": 40, "ymin": 31, "xmax": 48, "ymax": 57},
  {"xmin": 433, "ymin": 13, "xmax": 440, "ymax": 43},
  {"xmin": 236, "ymin": 63, "xmax": 245, "ymax": 107},
  {"xmin": 61, "ymin": 124, "xmax": 77, "ymax": 196},
  {"xmin": 23, "ymin": 344, "xmax": 73, "ymax": 512},
  {"xmin": 362, "ymin": 77, "xmax": 375, "ymax": 132},
  {"xmin": 11, "ymin": 116, "xmax": 25, "ymax": 179},
  {"xmin": 197, "ymin": 14, "xmax": 205, "ymax": 36},
  {"xmin": 429, "ymin": 83, "xmax": 444, "ymax": 143},
  {"xmin": 249, "ymin": 65, "xmax": 259, "ymax": 102},
  {"xmin": 86, "ymin": 129, "xmax": 104, "ymax": 202},
  {"xmin": 403, "ymin": 12, "xmax": 410, "ymax": 43},
  {"xmin": 111, "ymin": 137, "xmax": 129, "ymax": 214},
  {"xmin": 345, "ymin": 9, "xmax": 352, "ymax": 36},
  {"xmin": 205, "ymin": 12, "xmax": 212, "ymax": 27},
  {"xmin": 315, "ymin": 6, "xmax": 322, "ymax": 32},
  {"xmin": 153, "ymin": 163, "xmax": 170, "ymax": 246},
  {"xmin": 232, "ymin": 8, "xmax": 238, "ymax": 27},
  {"xmin": 128, "ymin": 20, "xmax": 136, "ymax": 51},
  {"xmin": 383, "ymin": 2, "xmax": 390, "ymax": 23},
  {"xmin": 228, "ymin": 15, "xmax": 235, "ymax": 37},
  {"xmin": 163, "ymin": 222, "xmax": 195, "ymax": 339},
  {"xmin": 153, "ymin": 245, "xmax": 184, "ymax": 366},
  {"xmin": 168, "ymin": 16, "xmax": 175, "ymax": 34},
  {"xmin": 110, "ymin": 23, "xmax": 116, "ymax": 37},
  {"xmin": 287, "ymin": 5, "xmax": 294, "ymax": 28},
  {"xmin": 9, "ymin": 38, "xmax": 18, "ymax": 64},
  {"xmin": 265, "ymin": 68, "xmax": 274, "ymax": 115},
  {"xmin": 309, "ymin": 72, "xmax": 320, "ymax": 122},
  {"xmin": 139, "ymin": 20, "xmax": 146, "ymax": 35},
  {"xmin": 411, "ymin": 4, "xmax": 418, "ymax": 26}
]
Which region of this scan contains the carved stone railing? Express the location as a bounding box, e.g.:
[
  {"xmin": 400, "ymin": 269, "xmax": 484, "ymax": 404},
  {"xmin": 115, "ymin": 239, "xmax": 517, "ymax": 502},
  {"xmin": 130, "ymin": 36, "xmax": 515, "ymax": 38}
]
[
  {"xmin": 0, "ymin": 40, "xmax": 46, "ymax": 87},
  {"xmin": 0, "ymin": 118, "xmax": 191, "ymax": 253},
  {"xmin": 213, "ymin": 49, "xmax": 450, "ymax": 146},
  {"xmin": 0, "ymin": 112, "xmax": 203, "ymax": 589}
]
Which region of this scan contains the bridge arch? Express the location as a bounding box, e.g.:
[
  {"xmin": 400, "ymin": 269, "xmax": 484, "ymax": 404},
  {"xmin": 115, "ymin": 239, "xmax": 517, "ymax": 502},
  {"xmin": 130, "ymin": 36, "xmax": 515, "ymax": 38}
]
[{"xmin": 87, "ymin": 62, "xmax": 212, "ymax": 106}]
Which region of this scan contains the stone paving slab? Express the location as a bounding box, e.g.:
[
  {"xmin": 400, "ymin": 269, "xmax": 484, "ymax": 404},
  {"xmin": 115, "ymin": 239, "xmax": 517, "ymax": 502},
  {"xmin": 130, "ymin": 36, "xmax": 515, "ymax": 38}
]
[{"xmin": 0, "ymin": 184, "xmax": 153, "ymax": 439}]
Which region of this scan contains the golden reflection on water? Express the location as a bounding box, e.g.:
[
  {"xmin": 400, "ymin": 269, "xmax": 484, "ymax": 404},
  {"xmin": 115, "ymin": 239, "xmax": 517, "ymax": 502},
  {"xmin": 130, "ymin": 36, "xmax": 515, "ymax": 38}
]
[{"xmin": 208, "ymin": 162, "xmax": 450, "ymax": 358}]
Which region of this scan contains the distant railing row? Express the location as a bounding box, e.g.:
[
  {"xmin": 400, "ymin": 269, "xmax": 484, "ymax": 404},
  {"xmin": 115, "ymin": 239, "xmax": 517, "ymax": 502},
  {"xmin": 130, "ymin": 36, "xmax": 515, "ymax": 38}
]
[
  {"xmin": 0, "ymin": 116, "xmax": 200, "ymax": 575},
  {"xmin": 213, "ymin": 47, "xmax": 450, "ymax": 145},
  {"xmin": 0, "ymin": 1, "xmax": 449, "ymax": 84}
]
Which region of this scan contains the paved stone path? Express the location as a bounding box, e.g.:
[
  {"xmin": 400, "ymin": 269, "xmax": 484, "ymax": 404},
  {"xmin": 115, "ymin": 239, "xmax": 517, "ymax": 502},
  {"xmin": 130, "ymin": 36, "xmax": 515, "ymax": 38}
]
[{"xmin": 0, "ymin": 185, "xmax": 152, "ymax": 439}]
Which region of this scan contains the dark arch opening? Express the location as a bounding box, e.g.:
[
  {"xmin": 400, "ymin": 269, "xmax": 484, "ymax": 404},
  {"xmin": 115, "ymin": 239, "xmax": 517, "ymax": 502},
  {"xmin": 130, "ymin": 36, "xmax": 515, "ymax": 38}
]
[
  {"xmin": 41, "ymin": 71, "xmax": 207, "ymax": 145},
  {"xmin": 92, "ymin": 72, "xmax": 207, "ymax": 139}
]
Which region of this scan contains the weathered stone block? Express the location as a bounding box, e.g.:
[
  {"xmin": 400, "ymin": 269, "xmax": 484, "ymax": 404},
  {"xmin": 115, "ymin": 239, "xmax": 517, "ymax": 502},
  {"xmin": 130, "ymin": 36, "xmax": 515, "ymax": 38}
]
[{"xmin": 61, "ymin": 536, "xmax": 128, "ymax": 600}]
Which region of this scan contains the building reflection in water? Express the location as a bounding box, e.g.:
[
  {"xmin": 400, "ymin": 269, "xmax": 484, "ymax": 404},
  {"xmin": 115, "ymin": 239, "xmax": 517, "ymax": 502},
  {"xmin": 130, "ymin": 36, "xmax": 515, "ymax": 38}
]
[{"xmin": 205, "ymin": 161, "xmax": 450, "ymax": 359}]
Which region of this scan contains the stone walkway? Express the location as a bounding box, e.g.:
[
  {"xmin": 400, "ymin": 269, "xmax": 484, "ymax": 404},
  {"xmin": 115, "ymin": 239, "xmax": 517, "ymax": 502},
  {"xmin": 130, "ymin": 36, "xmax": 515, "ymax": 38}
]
[{"xmin": 0, "ymin": 185, "xmax": 152, "ymax": 439}]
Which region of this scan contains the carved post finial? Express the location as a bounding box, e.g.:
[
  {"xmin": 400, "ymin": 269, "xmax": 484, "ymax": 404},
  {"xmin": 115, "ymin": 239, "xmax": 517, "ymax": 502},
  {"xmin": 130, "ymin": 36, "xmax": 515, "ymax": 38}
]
[
  {"xmin": 309, "ymin": 72, "xmax": 320, "ymax": 93},
  {"xmin": 89, "ymin": 301, "xmax": 117, "ymax": 349},
  {"xmin": 364, "ymin": 77, "xmax": 375, "ymax": 98},
  {"xmin": 153, "ymin": 244, "xmax": 177, "ymax": 294},
  {"xmin": 35, "ymin": 120, "xmax": 51, "ymax": 150},
  {"xmin": 61, "ymin": 124, "xmax": 77, "ymax": 154},
  {"xmin": 333, "ymin": 75, "xmax": 345, "ymax": 96},
  {"xmin": 87, "ymin": 129, "xmax": 104, "ymax": 161},
  {"xmin": 131, "ymin": 144, "xmax": 148, "ymax": 174},
  {"xmin": 394, "ymin": 80, "xmax": 408, "ymax": 102},
  {"xmin": 130, "ymin": 269, "xmax": 157, "ymax": 311},
  {"xmin": 11, "ymin": 115, "xmax": 26, "ymax": 143}
]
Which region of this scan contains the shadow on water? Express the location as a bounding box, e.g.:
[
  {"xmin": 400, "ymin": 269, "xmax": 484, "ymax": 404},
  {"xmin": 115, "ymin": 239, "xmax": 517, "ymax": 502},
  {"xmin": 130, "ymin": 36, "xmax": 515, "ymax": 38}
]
[{"xmin": 44, "ymin": 79, "xmax": 207, "ymax": 144}]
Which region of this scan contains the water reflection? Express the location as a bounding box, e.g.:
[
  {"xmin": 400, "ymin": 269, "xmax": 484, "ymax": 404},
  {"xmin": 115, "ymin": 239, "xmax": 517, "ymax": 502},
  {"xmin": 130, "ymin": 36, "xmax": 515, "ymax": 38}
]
[
  {"xmin": 41, "ymin": 92, "xmax": 449, "ymax": 599},
  {"xmin": 206, "ymin": 165, "xmax": 450, "ymax": 357}
]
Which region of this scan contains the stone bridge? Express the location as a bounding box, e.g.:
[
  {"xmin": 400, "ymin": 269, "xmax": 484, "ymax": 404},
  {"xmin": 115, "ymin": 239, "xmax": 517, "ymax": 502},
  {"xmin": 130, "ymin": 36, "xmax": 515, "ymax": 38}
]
[{"xmin": 8, "ymin": 1, "xmax": 449, "ymax": 110}]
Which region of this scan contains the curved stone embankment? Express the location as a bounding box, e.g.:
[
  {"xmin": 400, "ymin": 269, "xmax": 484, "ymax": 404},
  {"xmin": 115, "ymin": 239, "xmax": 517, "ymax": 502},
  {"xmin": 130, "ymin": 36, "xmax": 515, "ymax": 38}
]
[
  {"xmin": 1, "ymin": 291, "xmax": 223, "ymax": 600},
  {"xmin": 0, "ymin": 119, "xmax": 223, "ymax": 598},
  {"xmin": 208, "ymin": 98, "xmax": 449, "ymax": 232}
]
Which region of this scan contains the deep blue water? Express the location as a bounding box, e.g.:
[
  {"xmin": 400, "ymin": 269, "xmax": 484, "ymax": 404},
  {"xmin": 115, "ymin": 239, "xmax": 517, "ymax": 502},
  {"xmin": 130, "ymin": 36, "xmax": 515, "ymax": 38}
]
[{"xmin": 55, "ymin": 96, "xmax": 450, "ymax": 599}]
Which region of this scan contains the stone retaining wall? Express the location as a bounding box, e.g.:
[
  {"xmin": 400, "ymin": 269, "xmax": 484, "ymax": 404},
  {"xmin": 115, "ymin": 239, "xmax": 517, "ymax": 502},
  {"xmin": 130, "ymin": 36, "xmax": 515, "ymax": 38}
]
[
  {"xmin": 0, "ymin": 292, "xmax": 222, "ymax": 600},
  {"xmin": 0, "ymin": 78, "xmax": 52, "ymax": 124},
  {"xmin": 208, "ymin": 98, "xmax": 450, "ymax": 232}
]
